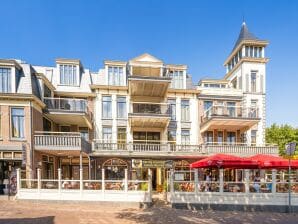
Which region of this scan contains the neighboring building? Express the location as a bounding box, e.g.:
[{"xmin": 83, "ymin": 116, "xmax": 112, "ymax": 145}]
[{"xmin": 0, "ymin": 23, "xmax": 277, "ymax": 192}]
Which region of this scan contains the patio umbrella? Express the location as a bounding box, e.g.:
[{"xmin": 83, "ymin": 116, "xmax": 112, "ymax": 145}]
[
  {"xmin": 248, "ymin": 154, "xmax": 298, "ymax": 169},
  {"xmin": 190, "ymin": 154, "xmax": 258, "ymax": 169}
]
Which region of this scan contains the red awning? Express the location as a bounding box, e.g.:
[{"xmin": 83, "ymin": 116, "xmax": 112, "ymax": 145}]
[
  {"xmin": 248, "ymin": 154, "xmax": 298, "ymax": 169},
  {"xmin": 190, "ymin": 154, "xmax": 258, "ymax": 169}
]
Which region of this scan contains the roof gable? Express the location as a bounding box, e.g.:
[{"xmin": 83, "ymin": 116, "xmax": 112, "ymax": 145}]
[{"xmin": 130, "ymin": 53, "xmax": 163, "ymax": 63}]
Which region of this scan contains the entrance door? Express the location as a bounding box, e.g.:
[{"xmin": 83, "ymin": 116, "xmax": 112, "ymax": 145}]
[{"xmin": 151, "ymin": 168, "xmax": 157, "ymax": 190}]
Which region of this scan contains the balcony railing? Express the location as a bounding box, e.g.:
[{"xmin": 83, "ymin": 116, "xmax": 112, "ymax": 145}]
[
  {"xmin": 92, "ymin": 140, "xmax": 278, "ymax": 156},
  {"xmin": 129, "ymin": 102, "xmax": 170, "ymax": 116},
  {"xmin": 44, "ymin": 97, "xmax": 89, "ymax": 114},
  {"xmin": 202, "ymin": 105, "xmax": 259, "ymax": 123},
  {"xmin": 34, "ymin": 131, "xmax": 91, "ymax": 153}
]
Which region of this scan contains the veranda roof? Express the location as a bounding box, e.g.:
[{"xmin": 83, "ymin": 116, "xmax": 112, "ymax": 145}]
[{"xmin": 190, "ymin": 154, "xmax": 258, "ymax": 169}]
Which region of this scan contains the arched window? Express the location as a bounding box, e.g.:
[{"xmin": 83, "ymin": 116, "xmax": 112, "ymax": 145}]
[{"xmin": 103, "ymin": 158, "xmax": 128, "ymax": 180}]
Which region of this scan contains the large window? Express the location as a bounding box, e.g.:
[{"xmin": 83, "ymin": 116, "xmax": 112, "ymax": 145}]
[
  {"xmin": 168, "ymin": 98, "xmax": 176, "ymax": 120},
  {"xmin": 168, "ymin": 129, "xmax": 176, "ymax": 142},
  {"xmin": 11, "ymin": 108, "xmax": 25, "ymax": 138},
  {"xmin": 227, "ymin": 102, "xmax": 236, "ymax": 117},
  {"xmin": 79, "ymin": 127, "xmax": 89, "ymax": 141},
  {"xmin": 102, "ymin": 127, "xmax": 112, "ymax": 142},
  {"xmin": 169, "ymin": 70, "xmax": 184, "ymax": 89},
  {"xmin": 117, "ymin": 96, "xmax": 126, "ymax": 118},
  {"xmin": 227, "ymin": 132, "xmax": 236, "ymax": 144},
  {"xmin": 117, "ymin": 127, "xmax": 126, "ymax": 144},
  {"xmin": 0, "ymin": 68, "xmax": 11, "ymax": 93},
  {"xmin": 204, "ymin": 101, "xmax": 213, "ymax": 117},
  {"xmin": 204, "ymin": 131, "xmax": 213, "ymax": 144},
  {"xmin": 102, "ymin": 96, "xmax": 112, "ymax": 118},
  {"xmin": 108, "ymin": 66, "xmax": 124, "ymax": 86},
  {"xmin": 251, "ymin": 130, "xmax": 257, "ymax": 145},
  {"xmin": 181, "ymin": 129, "xmax": 190, "ymax": 145},
  {"xmin": 59, "ymin": 65, "xmax": 77, "ymax": 86},
  {"xmin": 181, "ymin": 99, "xmax": 190, "ymax": 122},
  {"xmin": 251, "ymin": 71, "xmax": 257, "ymax": 92}
]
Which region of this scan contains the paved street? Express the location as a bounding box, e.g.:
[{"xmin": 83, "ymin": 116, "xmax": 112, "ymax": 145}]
[{"xmin": 0, "ymin": 198, "xmax": 298, "ymax": 224}]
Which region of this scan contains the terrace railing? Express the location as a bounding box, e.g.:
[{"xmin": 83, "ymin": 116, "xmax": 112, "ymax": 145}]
[
  {"xmin": 129, "ymin": 102, "xmax": 170, "ymax": 116},
  {"xmin": 34, "ymin": 131, "xmax": 91, "ymax": 153},
  {"xmin": 202, "ymin": 105, "xmax": 259, "ymax": 123}
]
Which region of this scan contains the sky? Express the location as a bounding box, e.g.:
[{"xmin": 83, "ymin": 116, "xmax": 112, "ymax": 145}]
[{"xmin": 0, "ymin": 0, "xmax": 297, "ymax": 127}]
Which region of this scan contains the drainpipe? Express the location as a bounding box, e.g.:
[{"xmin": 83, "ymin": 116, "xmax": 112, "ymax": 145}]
[{"xmin": 30, "ymin": 101, "xmax": 33, "ymax": 179}]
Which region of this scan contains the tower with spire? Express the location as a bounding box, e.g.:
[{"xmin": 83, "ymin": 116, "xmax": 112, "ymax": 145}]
[{"xmin": 224, "ymin": 22, "xmax": 269, "ymax": 146}]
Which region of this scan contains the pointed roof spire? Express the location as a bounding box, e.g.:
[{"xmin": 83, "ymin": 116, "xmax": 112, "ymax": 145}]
[{"xmin": 232, "ymin": 22, "xmax": 260, "ymax": 51}]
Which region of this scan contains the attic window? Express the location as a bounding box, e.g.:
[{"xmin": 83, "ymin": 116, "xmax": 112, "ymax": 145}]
[{"xmin": 59, "ymin": 64, "xmax": 77, "ymax": 86}]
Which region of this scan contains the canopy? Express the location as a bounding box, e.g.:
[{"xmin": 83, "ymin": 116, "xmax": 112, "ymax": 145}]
[
  {"xmin": 248, "ymin": 154, "xmax": 298, "ymax": 169},
  {"xmin": 190, "ymin": 154, "xmax": 258, "ymax": 169}
]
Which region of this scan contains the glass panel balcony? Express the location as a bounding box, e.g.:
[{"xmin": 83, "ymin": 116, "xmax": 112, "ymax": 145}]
[{"xmin": 43, "ymin": 97, "xmax": 92, "ymax": 128}]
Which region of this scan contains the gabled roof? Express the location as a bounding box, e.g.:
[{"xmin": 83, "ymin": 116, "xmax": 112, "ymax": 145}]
[
  {"xmin": 232, "ymin": 22, "xmax": 260, "ymax": 51},
  {"xmin": 130, "ymin": 53, "xmax": 163, "ymax": 63}
]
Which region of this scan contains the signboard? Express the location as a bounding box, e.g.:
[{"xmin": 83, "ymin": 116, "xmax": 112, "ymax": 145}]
[
  {"xmin": 132, "ymin": 160, "xmax": 174, "ymax": 168},
  {"xmin": 286, "ymin": 142, "xmax": 297, "ymax": 156}
]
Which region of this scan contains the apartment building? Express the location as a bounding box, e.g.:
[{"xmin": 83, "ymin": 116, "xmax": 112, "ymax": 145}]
[{"xmin": 0, "ymin": 22, "xmax": 277, "ymax": 192}]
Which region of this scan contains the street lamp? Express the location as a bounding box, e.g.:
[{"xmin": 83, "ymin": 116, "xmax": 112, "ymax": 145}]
[{"xmin": 285, "ymin": 142, "xmax": 297, "ymax": 213}]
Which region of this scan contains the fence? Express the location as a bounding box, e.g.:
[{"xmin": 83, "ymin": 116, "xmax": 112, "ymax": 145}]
[
  {"xmin": 168, "ymin": 169, "xmax": 298, "ymax": 209},
  {"xmin": 16, "ymin": 168, "xmax": 152, "ymax": 203}
]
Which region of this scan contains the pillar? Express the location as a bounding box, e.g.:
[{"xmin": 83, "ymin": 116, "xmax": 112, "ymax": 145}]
[
  {"xmin": 80, "ymin": 168, "xmax": 83, "ymax": 194},
  {"xmin": 219, "ymin": 169, "xmax": 224, "ymax": 193},
  {"xmin": 124, "ymin": 169, "xmax": 128, "ymax": 192},
  {"xmin": 37, "ymin": 168, "xmax": 41, "ymax": 192},
  {"xmin": 102, "ymin": 168, "xmax": 105, "ymax": 194},
  {"xmin": 16, "ymin": 168, "xmax": 20, "ymax": 193},
  {"xmin": 244, "ymin": 169, "xmax": 250, "ymax": 193},
  {"xmin": 272, "ymin": 169, "xmax": 276, "ymax": 194},
  {"xmin": 58, "ymin": 168, "xmax": 61, "ymax": 193},
  {"xmin": 194, "ymin": 169, "xmax": 199, "ymax": 194}
]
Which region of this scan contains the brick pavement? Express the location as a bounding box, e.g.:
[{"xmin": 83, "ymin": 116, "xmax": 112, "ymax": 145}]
[{"xmin": 0, "ymin": 199, "xmax": 298, "ymax": 224}]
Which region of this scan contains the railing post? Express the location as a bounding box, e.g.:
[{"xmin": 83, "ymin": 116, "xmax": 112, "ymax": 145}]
[
  {"xmin": 194, "ymin": 169, "xmax": 199, "ymax": 194},
  {"xmin": 80, "ymin": 168, "xmax": 83, "ymax": 195},
  {"xmin": 37, "ymin": 168, "xmax": 41, "ymax": 193},
  {"xmin": 245, "ymin": 169, "xmax": 250, "ymax": 194},
  {"xmin": 102, "ymin": 168, "xmax": 105, "ymax": 197},
  {"xmin": 58, "ymin": 168, "xmax": 61, "ymax": 194},
  {"xmin": 124, "ymin": 169, "xmax": 128, "ymax": 192},
  {"xmin": 16, "ymin": 168, "xmax": 20, "ymax": 194},
  {"xmin": 219, "ymin": 169, "xmax": 224, "ymax": 194},
  {"xmin": 272, "ymin": 169, "xmax": 277, "ymax": 195}
]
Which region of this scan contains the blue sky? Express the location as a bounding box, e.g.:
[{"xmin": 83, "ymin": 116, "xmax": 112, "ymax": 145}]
[{"xmin": 1, "ymin": 0, "xmax": 297, "ymax": 126}]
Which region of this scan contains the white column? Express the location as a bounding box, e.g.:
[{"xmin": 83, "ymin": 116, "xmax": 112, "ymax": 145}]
[
  {"xmin": 170, "ymin": 169, "xmax": 174, "ymax": 194},
  {"xmin": 124, "ymin": 169, "xmax": 128, "ymax": 192},
  {"xmin": 194, "ymin": 169, "xmax": 199, "ymax": 194},
  {"xmin": 272, "ymin": 169, "xmax": 276, "ymax": 194},
  {"xmin": 58, "ymin": 168, "xmax": 61, "ymax": 193},
  {"xmin": 148, "ymin": 169, "xmax": 152, "ymax": 199},
  {"xmin": 219, "ymin": 169, "xmax": 224, "ymax": 193},
  {"xmin": 102, "ymin": 168, "xmax": 105, "ymax": 195},
  {"xmin": 244, "ymin": 169, "xmax": 250, "ymax": 194},
  {"xmin": 37, "ymin": 168, "xmax": 41, "ymax": 193},
  {"xmin": 80, "ymin": 168, "xmax": 83, "ymax": 194},
  {"xmin": 16, "ymin": 168, "xmax": 20, "ymax": 194}
]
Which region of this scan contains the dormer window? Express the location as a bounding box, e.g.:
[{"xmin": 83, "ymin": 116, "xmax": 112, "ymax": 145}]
[
  {"xmin": 59, "ymin": 64, "xmax": 77, "ymax": 86},
  {"xmin": 0, "ymin": 67, "xmax": 11, "ymax": 93},
  {"xmin": 108, "ymin": 66, "xmax": 124, "ymax": 86},
  {"xmin": 169, "ymin": 70, "xmax": 184, "ymax": 89}
]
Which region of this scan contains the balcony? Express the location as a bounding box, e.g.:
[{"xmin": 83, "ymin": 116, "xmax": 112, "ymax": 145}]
[
  {"xmin": 34, "ymin": 131, "xmax": 91, "ymax": 156},
  {"xmin": 200, "ymin": 105, "xmax": 260, "ymax": 132},
  {"xmin": 128, "ymin": 102, "xmax": 171, "ymax": 128},
  {"xmin": 91, "ymin": 141, "xmax": 278, "ymax": 157},
  {"xmin": 128, "ymin": 76, "xmax": 171, "ymax": 99},
  {"xmin": 43, "ymin": 97, "xmax": 92, "ymax": 128}
]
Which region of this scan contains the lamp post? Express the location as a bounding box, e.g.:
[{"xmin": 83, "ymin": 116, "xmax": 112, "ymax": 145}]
[{"xmin": 285, "ymin": 142, "xmax": 297, "ymax": 213}]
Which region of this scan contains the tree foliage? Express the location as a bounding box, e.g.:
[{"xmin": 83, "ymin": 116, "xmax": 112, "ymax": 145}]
[{"xmin": 266, "ymin": 124, "xmax": 298, "ymax": 155}]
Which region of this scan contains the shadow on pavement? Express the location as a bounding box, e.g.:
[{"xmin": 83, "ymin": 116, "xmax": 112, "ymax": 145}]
[{"xmin": 0, "ymin": 216, "xmax": 54, "ymax": 224}]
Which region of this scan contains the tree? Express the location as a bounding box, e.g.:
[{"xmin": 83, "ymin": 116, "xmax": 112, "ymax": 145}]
[{"xmin": 266, "ymin": 124, "xmax": 298, "ymax": 155}]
